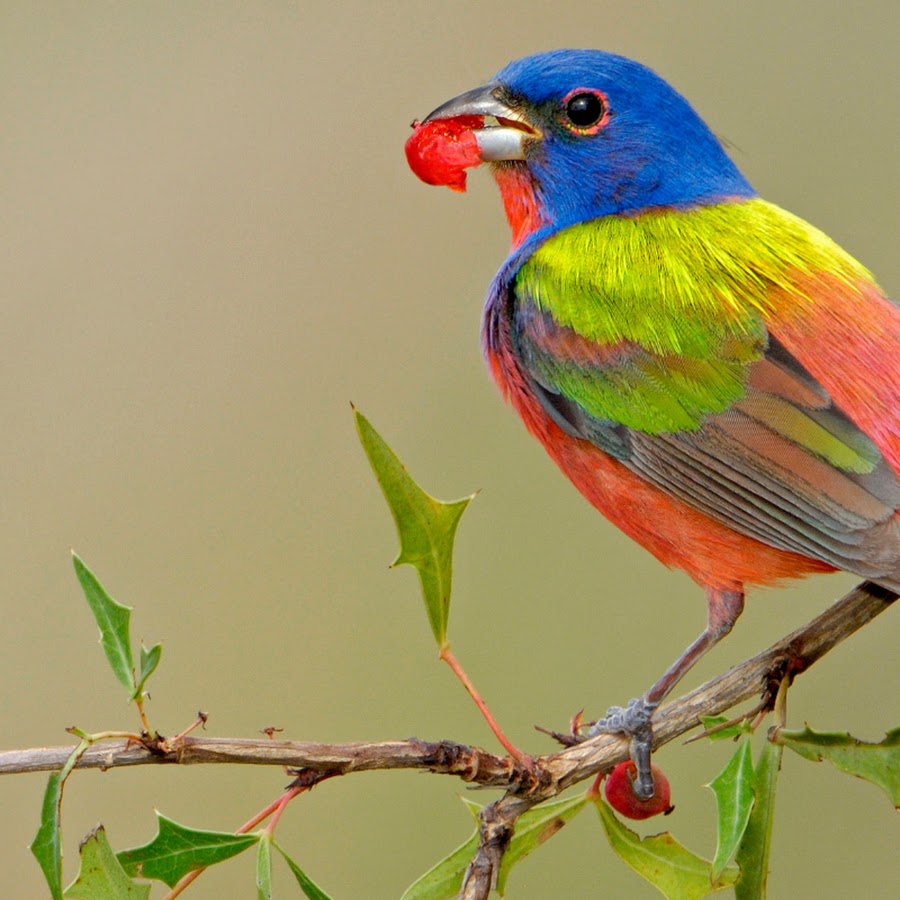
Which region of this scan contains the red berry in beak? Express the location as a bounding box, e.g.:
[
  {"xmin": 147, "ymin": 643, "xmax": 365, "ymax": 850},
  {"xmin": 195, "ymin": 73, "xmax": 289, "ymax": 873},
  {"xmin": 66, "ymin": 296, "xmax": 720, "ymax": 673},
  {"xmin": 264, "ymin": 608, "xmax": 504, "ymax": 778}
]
[{"xmin": 405, "ymin": 116, "xmax": 484, "ymax": 192}]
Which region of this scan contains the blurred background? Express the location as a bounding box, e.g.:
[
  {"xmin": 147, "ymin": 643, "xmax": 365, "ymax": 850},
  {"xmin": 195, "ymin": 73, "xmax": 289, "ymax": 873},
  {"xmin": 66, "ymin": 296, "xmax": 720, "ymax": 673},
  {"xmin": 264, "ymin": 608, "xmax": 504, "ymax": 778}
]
[{"xmin": 2, "ymin": 2, "xmax": 898, "ymax": 897}]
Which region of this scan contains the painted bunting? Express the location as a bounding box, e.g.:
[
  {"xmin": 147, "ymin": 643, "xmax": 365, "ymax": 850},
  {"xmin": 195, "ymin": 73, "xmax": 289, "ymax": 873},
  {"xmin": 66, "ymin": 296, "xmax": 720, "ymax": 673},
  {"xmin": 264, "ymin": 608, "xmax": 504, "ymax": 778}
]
[{"xmin": 407, "ymin": 50, "xmax": 900, "ymax": 798}]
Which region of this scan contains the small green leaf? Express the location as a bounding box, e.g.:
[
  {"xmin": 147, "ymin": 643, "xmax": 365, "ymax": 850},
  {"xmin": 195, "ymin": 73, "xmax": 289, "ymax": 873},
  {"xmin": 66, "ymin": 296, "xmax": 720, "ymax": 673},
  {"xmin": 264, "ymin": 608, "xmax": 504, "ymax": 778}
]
[
  {"xmin": 708, "ymin": 740, "xmax": 755, "ymax": 880},
  {"xmin": 355, "ymin": 409, "xmax": 474, "ymax": 647},
  {"xmin": 775, "ymin": 725, "xmax": 900, "ymax": 807},
  {"xmin": 131, "ymin": 642, "xmax": 162, "ymax": 700},
  {"xmin": 256, "ymin": 833, "xmax": 272, "ymax": 900},
  {"xmin": 400, "ymin": 826, "xmax": 478, "ymax": 900},
  {"xmin": 595, "ymin": 797, "xmax": 738, "ymax": 899},
  {"xmin": 30, "ymin": 740, "xmax": 90, "ymax": 899},
  {"xmin": 73, "ymin": 553, "xmax": 135, "ymax": 692},
  {"xmin": 735, "ymin": 736, "xmax": 783, "ymax": 899},
  {"xmin": 275, "ymin": 843, "xmax": 334, "ymax": 900},
  {"xmin": 64, "ymin": 825, "xmax": 150, "ymax": 899},
  {"xmin": 31, "ymin": 772, "xmax": 64, "ymax": 900},
  {"xmin": 699, "ymin": 715, "xmax": 753, "ymax": 741},
  {"xmin": 403, "ymin": 795, "xmax": 587, "ymax": 900},
  {"xmin": 496, "ymin": 794, "xmax": 588, "ymax": 894},
  {"xmin": 116, "ymin": 813, "xmax": 258, "ymax": 887}
]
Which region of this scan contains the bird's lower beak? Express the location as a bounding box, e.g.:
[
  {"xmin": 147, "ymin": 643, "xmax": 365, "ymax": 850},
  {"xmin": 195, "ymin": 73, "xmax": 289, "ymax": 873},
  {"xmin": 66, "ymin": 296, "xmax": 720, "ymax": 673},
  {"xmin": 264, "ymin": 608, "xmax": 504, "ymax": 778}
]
[{"xmin": 422, "ymin": 83, "xmax": 538, "ymax": 162}]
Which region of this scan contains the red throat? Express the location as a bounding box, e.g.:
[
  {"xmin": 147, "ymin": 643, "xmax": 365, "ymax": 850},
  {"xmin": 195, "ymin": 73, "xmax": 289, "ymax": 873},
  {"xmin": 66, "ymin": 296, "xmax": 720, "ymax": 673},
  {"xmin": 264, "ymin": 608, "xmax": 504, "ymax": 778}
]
[{"xmin": 492, "ymin": 165, "xmax": 546, "ymax": 249}]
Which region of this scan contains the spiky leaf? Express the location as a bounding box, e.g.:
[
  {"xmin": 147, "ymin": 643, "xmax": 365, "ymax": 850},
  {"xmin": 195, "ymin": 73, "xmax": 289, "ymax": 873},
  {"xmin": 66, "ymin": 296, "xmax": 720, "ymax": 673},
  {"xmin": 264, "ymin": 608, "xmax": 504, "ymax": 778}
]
[
  {"xmin": 64, "ymin": 825, "xmax": 150, "ymax": 899},
  {"xmin": 735, "ymin": 736, "xmax": 783, "ymax": 899},
  {"xmin": 596, "ymin": 796, "xmax": 738, "ymax": 898},
  {"xmin": 495, "ymin": 794, "xmax": 588, "ymax": 894},
  {"xmin": 355, "ymin": 408, "xmax": 474, "ymax": 646},
  {"xmin": 708, "ymin": 740, "xmax": 755, "ymax": 880},
  {"xmin": 400, "ymin": 813, "xmax": 479, "ymax": 900},
  {"xmin": 116, "ymin": 813, "xmax": 258, "ymax": 887},
  {"xmin": 402, "ymin": 795, "xmax": 587, "ymax": 900},
  {"xmin": 400, "ymin": 797, "xmax": 480, "ymax": 899},
  {"xmin": 775, "ymin": 725, "xmax": 900, "ymax": 807}
]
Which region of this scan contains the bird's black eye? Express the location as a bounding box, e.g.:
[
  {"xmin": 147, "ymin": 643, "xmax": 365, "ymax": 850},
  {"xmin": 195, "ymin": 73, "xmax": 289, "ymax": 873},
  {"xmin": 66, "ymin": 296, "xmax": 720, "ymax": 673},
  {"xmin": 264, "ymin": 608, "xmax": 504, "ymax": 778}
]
[{"xmin": 562, "ymin": 90, "xmax": 607, "ymax": 131}]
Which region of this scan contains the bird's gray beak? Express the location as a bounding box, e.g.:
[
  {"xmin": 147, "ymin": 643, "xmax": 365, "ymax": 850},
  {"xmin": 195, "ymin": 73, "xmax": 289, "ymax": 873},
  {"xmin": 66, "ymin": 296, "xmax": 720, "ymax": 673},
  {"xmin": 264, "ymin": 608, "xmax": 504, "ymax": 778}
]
[{"xmin": 423, "ymin": 83, "xmax": 538, "ymax": 162}]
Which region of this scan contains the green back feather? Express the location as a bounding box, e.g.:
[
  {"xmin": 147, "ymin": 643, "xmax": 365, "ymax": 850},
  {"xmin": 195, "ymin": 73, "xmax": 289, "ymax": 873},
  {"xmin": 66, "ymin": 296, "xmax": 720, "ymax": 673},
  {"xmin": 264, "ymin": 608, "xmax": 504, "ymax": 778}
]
[{"xmin": 514, "ymin": 198, "xmax": 871, "ymax": 437}]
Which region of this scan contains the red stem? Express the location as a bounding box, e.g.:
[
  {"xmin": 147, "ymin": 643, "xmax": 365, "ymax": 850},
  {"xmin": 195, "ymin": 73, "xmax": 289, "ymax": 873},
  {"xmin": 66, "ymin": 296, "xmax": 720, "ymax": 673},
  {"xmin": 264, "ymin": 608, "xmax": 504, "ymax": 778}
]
[
  {"xmin": 586, "ymin": 771, "xmax": 605, "ymax": 799},
  {"xmin": 439, "ymin": 645, "xmax": 531, "ymax": 767},
  {"xmin": 262, "ymin": 785, "xmax": 304, "ymax": 835}
]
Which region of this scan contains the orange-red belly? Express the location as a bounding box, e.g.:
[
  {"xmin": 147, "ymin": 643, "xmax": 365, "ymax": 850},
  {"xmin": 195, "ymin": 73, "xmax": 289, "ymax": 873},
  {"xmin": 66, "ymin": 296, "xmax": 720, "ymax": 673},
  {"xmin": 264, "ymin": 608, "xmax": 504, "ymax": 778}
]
[{"xmin": 486, "ymin": 346, "xmax": 836, "ymax": 592}]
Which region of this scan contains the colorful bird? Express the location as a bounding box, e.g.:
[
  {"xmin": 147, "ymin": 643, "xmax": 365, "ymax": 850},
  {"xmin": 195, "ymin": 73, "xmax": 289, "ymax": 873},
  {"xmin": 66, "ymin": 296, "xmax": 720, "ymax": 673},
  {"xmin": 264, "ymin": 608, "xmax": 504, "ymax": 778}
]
[{"xmin": 407, "ymin": 50, "xmax": 900, "ymax": 798}]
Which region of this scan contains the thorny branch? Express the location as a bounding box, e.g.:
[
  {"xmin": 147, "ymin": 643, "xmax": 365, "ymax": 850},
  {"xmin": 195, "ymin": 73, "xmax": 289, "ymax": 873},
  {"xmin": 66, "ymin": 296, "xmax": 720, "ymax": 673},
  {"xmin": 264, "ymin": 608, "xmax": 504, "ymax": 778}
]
[{"xmin": 1, "ymin": 580, "xmax": 895, "ymax": 899}]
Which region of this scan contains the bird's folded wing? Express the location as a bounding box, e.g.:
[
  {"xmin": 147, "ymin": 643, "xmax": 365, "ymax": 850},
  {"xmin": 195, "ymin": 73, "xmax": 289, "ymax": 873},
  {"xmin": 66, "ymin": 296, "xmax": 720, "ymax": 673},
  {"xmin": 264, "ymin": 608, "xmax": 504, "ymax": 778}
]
[{"xmin": 514, "ymin": 295, "xmax": 900, "ymax": 581}]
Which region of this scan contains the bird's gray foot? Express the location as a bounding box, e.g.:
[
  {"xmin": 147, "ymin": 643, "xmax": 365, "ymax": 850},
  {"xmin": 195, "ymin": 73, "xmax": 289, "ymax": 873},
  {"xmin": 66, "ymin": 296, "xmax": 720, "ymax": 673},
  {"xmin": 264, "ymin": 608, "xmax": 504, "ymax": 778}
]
[{"xmin": 588, "ymin": 697, "xmax": 658, "ymax": 800}]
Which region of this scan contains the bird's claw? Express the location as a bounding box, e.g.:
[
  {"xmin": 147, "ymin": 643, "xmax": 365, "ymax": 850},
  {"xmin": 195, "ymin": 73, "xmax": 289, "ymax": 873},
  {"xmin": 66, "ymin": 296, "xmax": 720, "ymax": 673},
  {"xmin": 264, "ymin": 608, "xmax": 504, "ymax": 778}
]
[
  {"xmin": 589, "ymin": 697, "xmax": 654, "ymax": 732},
  {"xmin": 588, "ymin": 697, "xmax": 658, "ymax": 800}
]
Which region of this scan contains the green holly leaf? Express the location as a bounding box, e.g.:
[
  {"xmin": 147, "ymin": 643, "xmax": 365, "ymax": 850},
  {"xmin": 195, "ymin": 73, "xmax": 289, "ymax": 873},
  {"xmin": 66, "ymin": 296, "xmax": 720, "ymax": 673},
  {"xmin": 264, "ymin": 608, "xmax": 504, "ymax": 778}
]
[
  {"xmin": 775, "ymin": 725, "xmax": 900, "ymax": 807},
  {"xmin": 735, "ymin": 736, "xmax": 783, "ymax": 899},
  {"xmin": 496, "ymin": 794, "xmax": 588, "ymax": 894},
  {"xmin": 73, "ymin": 553, "xmax": 135, "ymax": 692},
  {"xmin": 31, "ymin": 772, "xmax": 64, "ymax": 900},
  {"xmin": 275, "ymin": 842, "xmax": 335, "ymax": 900},
  {"xmin": 116, "ymin": 813, "xmax": 258, "ymax": 887},
  {"xmin": 402, "ymin": 795, "xmax": 587, "ymax": 899},
  {"xmin": 400, "ymin": 798, "xmax": 480, "ymax": 900},
  {"xmin": 355, "ymin": 408, "xmax": 474, "ymax": 647},
  {"xmin": 596, "ymin": 796, "xmax": 738, "ymax": 899},
  {"xmin": 64, "ymin": 825, "xmax": 150, "ymax": 899},
  {"xmin": 708, "ymin": 740, "xmax": 755, "ymax": 880}
]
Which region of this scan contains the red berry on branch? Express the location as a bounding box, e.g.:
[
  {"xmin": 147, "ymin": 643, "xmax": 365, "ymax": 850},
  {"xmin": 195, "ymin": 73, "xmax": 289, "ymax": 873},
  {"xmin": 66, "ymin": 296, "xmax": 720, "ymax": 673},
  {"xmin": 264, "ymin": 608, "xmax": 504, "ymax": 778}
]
[{"xmin": 604, "ymin": 761, "xmax": 673, "ymax": 819}]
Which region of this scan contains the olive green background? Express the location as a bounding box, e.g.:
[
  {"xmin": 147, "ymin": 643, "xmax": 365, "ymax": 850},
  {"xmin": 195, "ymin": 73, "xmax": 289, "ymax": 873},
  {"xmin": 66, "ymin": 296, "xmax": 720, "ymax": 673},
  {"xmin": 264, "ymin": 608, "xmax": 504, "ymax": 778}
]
[{"xmin": 2, "ymin": 2, "xmax": 897, "ymax": 897}]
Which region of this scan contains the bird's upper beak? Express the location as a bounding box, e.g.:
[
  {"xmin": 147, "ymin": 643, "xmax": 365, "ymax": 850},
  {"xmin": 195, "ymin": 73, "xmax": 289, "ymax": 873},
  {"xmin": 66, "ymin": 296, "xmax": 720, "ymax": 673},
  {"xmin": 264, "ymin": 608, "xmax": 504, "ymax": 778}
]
[{"xmin": 422, "ymin": 83, "xmax": 539, "ymax": 162}]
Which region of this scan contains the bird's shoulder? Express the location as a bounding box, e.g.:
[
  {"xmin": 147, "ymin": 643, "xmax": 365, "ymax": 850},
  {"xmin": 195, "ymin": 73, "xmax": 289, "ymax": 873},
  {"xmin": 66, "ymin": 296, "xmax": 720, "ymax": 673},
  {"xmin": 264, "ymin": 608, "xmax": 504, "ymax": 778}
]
[{"xmin": 510, "ymin": 197, "xmax": 871, "ymax": 356}]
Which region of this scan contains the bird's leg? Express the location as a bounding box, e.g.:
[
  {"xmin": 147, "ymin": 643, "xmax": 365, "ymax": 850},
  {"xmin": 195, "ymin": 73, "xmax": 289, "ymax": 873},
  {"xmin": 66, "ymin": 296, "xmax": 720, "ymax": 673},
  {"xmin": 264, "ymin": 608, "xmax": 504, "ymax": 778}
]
[
  {"xmin": 589, "ymin": 587, "xmax": 744, "ymax": 800},
  {"xmin": 644, "ymin": 587, "xmax": 745, "ymax": 706}
]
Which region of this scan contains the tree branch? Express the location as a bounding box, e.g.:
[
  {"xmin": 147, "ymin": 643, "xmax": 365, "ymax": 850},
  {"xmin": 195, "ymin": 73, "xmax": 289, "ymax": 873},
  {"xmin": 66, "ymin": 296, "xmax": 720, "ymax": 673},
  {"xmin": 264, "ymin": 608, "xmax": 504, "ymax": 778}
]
[
  {"xmin": 2, "ymin": 581, "xmax": 895, "ymax": 898},
  {"xmin": 457, "ymin": 580, "xmax": 896, "ymax": 897}
]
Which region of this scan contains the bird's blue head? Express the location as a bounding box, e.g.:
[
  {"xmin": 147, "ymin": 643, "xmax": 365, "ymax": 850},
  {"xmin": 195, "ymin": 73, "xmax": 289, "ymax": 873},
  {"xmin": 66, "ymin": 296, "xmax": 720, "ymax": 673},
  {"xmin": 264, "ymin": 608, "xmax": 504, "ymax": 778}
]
[{"xmin": 422, "ymin": 49, "xmax": 755, "ymax": 236}]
